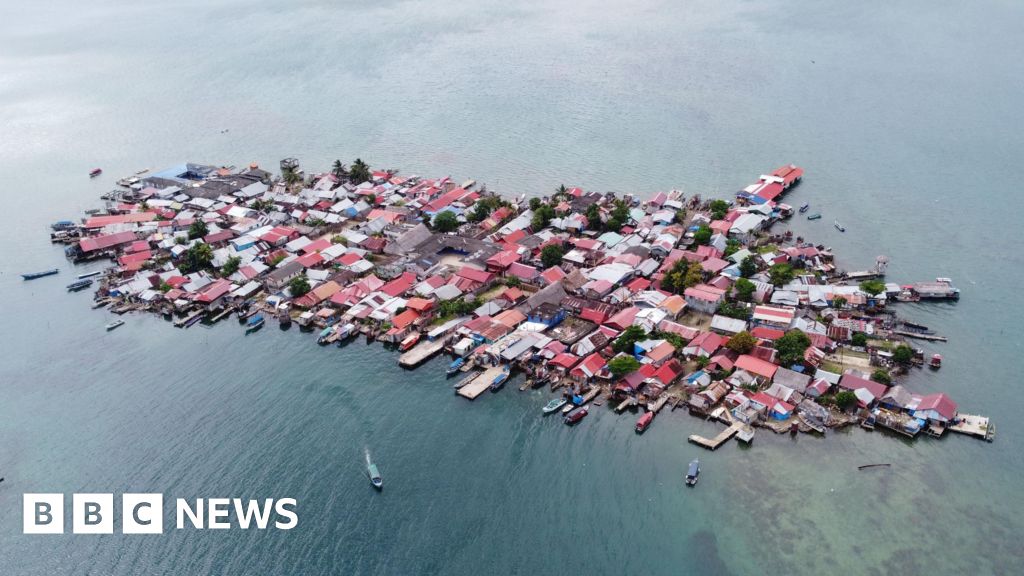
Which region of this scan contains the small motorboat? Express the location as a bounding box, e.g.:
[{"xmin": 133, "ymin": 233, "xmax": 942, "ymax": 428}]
[
  {"xmin": 246, "ymin": 314, "xmax": 265, "ymax": 332},
  {"xmin": 834, "ymin": 220, "xmax": 846, "ymax": 232},
  {"xmin": 635, "ymin": 411, "xmax": 654, "ymax": 433},
  {"xmin": 446, "ymin": 357, "xmax": 465, "ymax": 376},
  {"xmin": 489, "ymin": 367, "xmax": 510, "ymax": 391},
  {"xmin": 367, "ymin": 462, "xmax": 383, "ymax": 490},
  {"xmin": 66, "ymin": 279, "xmax": 93, "ymax": 291},
  {"xmin": 542, "ymin": 398, "xmax": 567, "ymax": 415},
  {"xmin": 799, "ymin": 203, "xmax": 810, "ymax": 213},
  {"xmin": 564, "ymin": 407, "xmax": 589, "ymax": 425},
  {"xmin": 77, "ymin": 270, "xmax": 102, "ymax": 279},
  {"xmin": 930, "ymin": 354, "xmax": 942, "ymax": 369},
  {"xmin": 105, "ymin": 319, "xmax": 125, "ymax": 331},
  {"xmin": 399, "ymin": 333, "xmax": 420, "ymax": 351},
  {"xmin": 51, "ymin": 220, "xmax": 76, "ymax": 231},
  {"xmin": 453, "ymin": 373, "xmax": 476, "ymax": 390},
  {"xmin": 22, "ymin": 268, "xmax": 59, "ymax": 280},
  {"xmin": 317, "ymin": 327, "xmax": 334, "ymax": 345},
  {"xmin": 89, "ymin": 168, "xmax": 103, "ymax": 178},
  {"xmin": 807, "ymin": 213, "xmax": 821, "ymax": 220},
  {"xmin": 685, "ymin": 459, "xmax": 700, "ymax": 487}
]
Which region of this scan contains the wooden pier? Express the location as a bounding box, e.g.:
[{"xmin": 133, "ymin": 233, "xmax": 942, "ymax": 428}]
[
  {"xmin": 688, "ymin": 422, "xmax": 745, "ymax": 451},
  {"xmin": 948, "ymin": 414, "xmax": 995, "ymax": 442},
  {"xmin": 457, "ymin": 366, "xmax": 506, "ymax": 400},
  {"xmin": 398, "ymin": 339, "xmax": 445, "ymax": 367}
]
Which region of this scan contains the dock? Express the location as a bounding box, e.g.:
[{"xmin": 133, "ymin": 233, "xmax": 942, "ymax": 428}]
[
  {"xmin": 688, "ymin": 422, "xmax": 745, "ymax": 451},
  {"xmin": 649, "ymin": 395, "xmax": 669, "ymax": 414},
  {"xmin": 948, "ymin": 414, "xmax": 995, "ymax": 442},
  {"xmin": 398, "ymin": 339, "xmax": 445, "ymax": 367},
  {"xmin": 174, "ymin": 310, "xmax": 204, "ymax": 328},
  {"xmin": 457, "ymin": 366, "xmax": 506, "ymax": 400}
]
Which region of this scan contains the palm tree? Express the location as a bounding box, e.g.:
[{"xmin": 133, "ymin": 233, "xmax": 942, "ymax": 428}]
[
  {"xmin": 556, "ymin": 184, "xmax": 568, "ymax": 197},
  {"xmin": 350, "ymin": 158, "xmax": 371, "ymax": 184},
  {"xmin": 331, "ymin": 159, "xmax": 347, "ymax": 178}
]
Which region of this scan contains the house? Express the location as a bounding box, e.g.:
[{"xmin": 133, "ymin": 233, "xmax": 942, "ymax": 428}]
[
  {"xmin": 688, "ymin": 381, "xmax": 728, "ymax": 413},
  {"xmin": 571, "ymin": 352, "xmax": 607, "ymax": 381},
  {"xmin": 838, "ymin": 373, "xmax": 888, "ymax": 407},
  {"xmin": 710, "ymin": 315, "xmax": 747, "ymax": 335},
  {"xmin": 527, "ymin": 302, "xmax": 566, "ymax": 327},
  {"xmin": 683, "ymin": 332, "xmax": 724, "ymax": 358},
  {"xmin": 683, "ymin": 285, "xmax": 726, "ymax": 314},
  {"xmin": 772, "ymin": 366, "xmax": 811, "ymax": 394},
  {"xmin": 752, "ymin": 305, "xmax": 796, "ymax": 329},
  {"xmin": 911, "ymin": 393, "xmax": 958, "ymax": 424},
  {"xmin": 734, "ymin": 354, "xmax": 778, "ymax": 380}
]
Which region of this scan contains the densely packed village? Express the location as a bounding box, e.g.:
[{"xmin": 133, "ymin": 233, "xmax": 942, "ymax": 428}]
[{"xmin": 46, "ymin": 158, "xmax": 993, "ymax": 447}]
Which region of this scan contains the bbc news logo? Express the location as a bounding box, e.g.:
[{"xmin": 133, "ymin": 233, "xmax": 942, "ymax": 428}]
[{"xmin": 23, "ymin": 494, "xmax": 297, "ymax": 534}]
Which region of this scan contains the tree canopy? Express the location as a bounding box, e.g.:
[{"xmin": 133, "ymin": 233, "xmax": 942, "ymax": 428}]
[
  {"xmin": 188, "ymin": 220, "xmax": 209, "ymax": 240},
  {"xmin": 726, "ymin": 330, "xmax": 757, "ymax": 354},
  {"xmin": 349, "ymin": 158, "xmax": 371, "ymax": 184},
  {"xmin": 661, "ymin": 260, "xmax": 704, "ymax": 294},
  {"xmin": 734, "ymin": 278, "xmax": 756, "ymax": 302},
  {"xmin": 709, "ymin": 199, "xmax": 730, "ymax": 220},
  {"xmin": 612, "ymin": 325, "xmax": 647, "ymax": 355},
  {"xmin": 693, "ymin": 225, "xmax": 712, "ymax": 245},
  {"xmin": 433, "ymin": 210, "xmax": 459, "ymax": 233},
  {"xmin": 180, "ymin": 242, "xmax": 213, "ymax": 273},
  {"xmin": 775, "ymin": 329, "xmax": 811, "ymax": 366},
  {"xmin": 531, "ymin": 203, "xmax": 556, "ymax": 231},
  {"xmin": 739, "ymin": 256, "xmax": 757, "ymax": 278},
  {"xmin": 768, "ymin": 263, "xmax": 794, "ymax": 286},
  {"xmin": 540, "ymin": 244, "xmax": 565, "ymax": 269},
  {"xmin": 289, "ymin": 275, "xmax": 311, "ymax": 297},
  {"xmin": 859, "ymin": 280, "xmax": 886, "ymax": 296},
  {"xmin": 851, "ymin": 332, "xmax": 868, "ymax": 347},
  {"xmin": 221, "ymin": 255, "xmax": 241, "ymax": 277},
  {"xmin": 608, "ymin": 355, "xmax": 641, "ymax": 378},
  {"xmin": 893, "ymin": 344, "xmax": 914, "ymax": 364}
]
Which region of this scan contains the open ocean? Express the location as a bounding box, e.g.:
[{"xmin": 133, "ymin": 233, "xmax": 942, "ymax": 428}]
[{"xmin": 1, "ymin": 1, "xmax": 1022, "ymax": 574}]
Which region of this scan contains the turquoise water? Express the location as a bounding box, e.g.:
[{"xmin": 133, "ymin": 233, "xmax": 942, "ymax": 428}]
[{"xmin": 1, "ymin": 0, "xmax": 1023, "ymax": 574}]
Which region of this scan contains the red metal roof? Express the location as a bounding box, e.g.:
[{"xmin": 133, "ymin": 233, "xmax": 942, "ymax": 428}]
[
  {"xmin": 79, "ymin": 231, "xmax": 137, "ymax": 253},
  {"xmin": 735, "ymin": 354, "xmax": 778, "ymax": 379}
]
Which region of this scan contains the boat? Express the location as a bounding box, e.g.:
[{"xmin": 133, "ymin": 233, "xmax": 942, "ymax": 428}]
[
  {"xmin": 930, "ymin": 354, "xmax": 942, "ymax": 369},
  {"xmin": 21, "ymin": 268, "xmax": 59, "ymax": 280},
  {"xmin": 685, "ymin": 459, "xmax": 700, "ymax": 486},
  {"xmin": 246, "ymin": 314, "xmax": 265, "ymax": 332},
  {"xmin": 399, "ymin": 333, "xmax": 420, "ymax": 352},
  {"xmin": 542, "ymin": 398, "xmax": 567, "ymax": 415},
  {"xmin": 77, "ymin": 270, "xmax": 102, "ymax": 279},
  {"xmin": 66, "ymin": 279, "xmax": 93, "ymax": 291},
  {"xmin": 51, "ymin": 220, "xmax": 76, "ymax": 231},
  {"xmin": 367, "ymin": 462, "xmax": 383, "ymax": 490},
  {"xmin": 564, "ymin": 407, "xmax": 588, "ymax": 425},
  {"xmin": 807, "ymin": 213, "xmax": 821, "ymax": 220},
  {"xmin": 489, "ymin": 367, "xmax": 510, "ymax": 391},
  {"xmin": 834, "ymin": 220, "xmax": 846, "ymax": 232},
  {"xmin": 562, "ymin": 394, "xmax": 583, "ymax": 414},
  {"xmin": 635, "ymin": 411, "xmax": 654, "ymax": 433},
  {"xmin": 89, "ymin": 168, "xmax": 102, "ymax": 178},
  {"xmin": 799, "ymin": 203, "xmax": 810, "ymax": 213},
  {"xmin": 336, "ymin": 323, "xmax": 356, "ymax": 342},
  {"xmin": 446, "ymin": 357, "xmax": 465, "ymax": 376},
  {"xmin": 317, "ymin": 327, "xmax": 334, "ymax": 345},
  {"xmin": 278, "ymin": 310, "xmax": 292, "ymax": 327},
  {"xmin": 453, "ymin": 373, "xmax": 476, "ymax": 391},
  {"xmin": 105, "ymin": 319, "xmax": 125, "ymax": 331}
]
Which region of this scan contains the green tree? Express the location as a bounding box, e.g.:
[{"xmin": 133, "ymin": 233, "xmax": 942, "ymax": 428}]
[
  {"xmin": 674, "ymin": 209, "xmax": 688, "ymax": 224},
  {"xmin": 726, "ymin": 330, "xmax": 757, "ymax": 354},
  {"xmin": 871, "ymin": 369, "xmax": 892, "ymax": 385},
  {"xmin": 605, "ymin": 200, "xmax": 630, "ymax": 231},
  {"xmin": 859, "ymin": 280, "xmax": 886, "ymax": 296},
  {"xmin": 608, "ymin": 355, "xmax": 641, "ymax": 378},
  {"xmin": 893, "ymin": 344, "xmax": 914, "ymax": 364},
  {"xmin": 684, "ymin": 261, "xmax": 704, "ymax": 288},
  {"xmin": 739, "ymin": 256, "xmax": 757, "ymax": 278},
  {"xmin": 349, "ymin": 158, "xmax": 371, "ymax": 184},
  {"xmin": 529, "ymin": 197, "xmax": 542, "ymax": 211},
  {"xmin": 555, "ymin": 184, "xmax": 568, "ymax": 198},
  {"xmin": 188, "ymin": 220, "xmax": 209, "ymax": 240},
  {"xmin": 585, "ymin": 203, "xmax": 601, "ymax": 229},
  {"xmin": 331, "ymin": 159, "xmax": 347, "ymax": 178},
  {"xmin": 289, "ymin": 275, "xmax": 311, "ymax": 297},
  {"xmin": 734, "ymin": 278, "xmax": 756, "ymax": 302},
  {"xmin": 181, "ymin": 242, "xmax": 213, "ymax": 273},
  {"xmin": 768, "ymin": 263, "xmax": 794, "ymax": 286},
  {"xmin": 531, "ymin": 203, "xmax": 556, "ymax": 231},
  {"xmin": 709, "ymin": 199, "xmax": 730, "ymax": 220},
  {"xmin": 283, "ymin": 169, "xmax": 302, "ymax": 186},
  {"xmin": 724, "ymin": 238, "xmax": 742, "ymax": 258},
  {"xmin": 331, "ymin": 235, "xmax": 348, "ymax": 245},
  {"xmin": 693, "ymin": 225, "xmax": 712, "ymax": 245},
  {"xmin": 835, "ymin": 390, "xmax": 858, "ymax": 410},
  {"xmin": 775, "ymin": 329, "xmax": 811, "ymax": 367},
  {"xmin": 433, "ymin": 210, "xmax": 459, "ymax": 233},
  {"xmin": 833, "ymin": 296, "xmax": 847, "ymax": 309},
  {"xmin": 221, "ymin": 255, "xmax": 241, "ymax": 276},
  {"xmin": 540, "ymin": 244, "xmax": 565, "ymax": 268},
  {"xmin": 716, "ymin": 301, "xmax": 750, "ymax": 320},
  {"xmin": 612, "ymin": 325, "xmax": 647, "ymax": 355},
  {"xmin": 851, "ymin": 332, "xmax": 868, "ymax": 347}
]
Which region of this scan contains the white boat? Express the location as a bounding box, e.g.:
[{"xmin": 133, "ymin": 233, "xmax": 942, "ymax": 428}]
[
  {"xmin": 105, "ymin": 320, "xmax": 125, "ymax": 331},
  {"xmin": 542, "ymin": 398, "xmax": 567, "ymax": 414}
]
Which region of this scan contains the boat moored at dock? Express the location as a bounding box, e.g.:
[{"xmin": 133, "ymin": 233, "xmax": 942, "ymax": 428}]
[
  {"xmin": 564, "ymin": 406, "xmax": 588, "ymax": 425},
  {"xmin": 399, "ymin": 333, "xmax": 420, "ymax": 352},
  {"xmin": 489, "ymin": 367, "xmax": 510, "ymax": 391},
  {"xmin": 246, "ymin": 314, "xmax": 265, "ymax": 332},
  {"xmin": 66, "ymin": 279, "xmax": 93, "ymax": 291},
  {"xmin": 446, "ymin": 357, "xmax": 465, "ymax": 376},
  {"xmin": 542, "ymin": 398, "xmax": 567, "ymax": 414},
  {"xmin": 635, "ymin": 411, "xmax": 654, "ymax": 433}
]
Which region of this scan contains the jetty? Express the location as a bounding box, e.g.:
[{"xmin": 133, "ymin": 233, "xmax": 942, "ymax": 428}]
[
  {"xmin": 949, "ymin": 414, "xmax": 995, "ymax": 442},
  {"xmin": 688, "ymin": 422, "xmax": 746, "ymax": 451},
  {"xmin": 398, "ymin": 338, "xmax": 445, "ymax": 367},
  {"xmin": 457, "ymin": 366, "xmax": 507, "ymax": 400}
]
